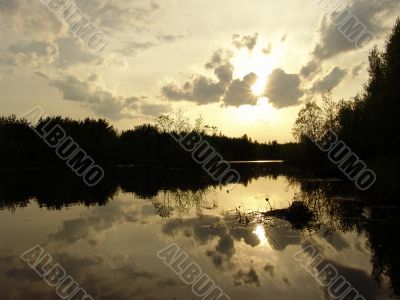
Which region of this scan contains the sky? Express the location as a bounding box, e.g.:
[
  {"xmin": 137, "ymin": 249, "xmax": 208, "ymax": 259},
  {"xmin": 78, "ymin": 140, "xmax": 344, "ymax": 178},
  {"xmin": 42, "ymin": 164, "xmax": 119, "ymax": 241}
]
[{"xmin": 0, "ymin": 0, "xmax": 399, "ymax": 142}]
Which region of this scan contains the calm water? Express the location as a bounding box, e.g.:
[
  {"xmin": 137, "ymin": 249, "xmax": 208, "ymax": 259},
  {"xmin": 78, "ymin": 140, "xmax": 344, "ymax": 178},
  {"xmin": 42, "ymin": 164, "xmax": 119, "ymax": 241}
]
[{"xmin": 0, "ymin": 164, "xmax": 399, "ymax": 300}]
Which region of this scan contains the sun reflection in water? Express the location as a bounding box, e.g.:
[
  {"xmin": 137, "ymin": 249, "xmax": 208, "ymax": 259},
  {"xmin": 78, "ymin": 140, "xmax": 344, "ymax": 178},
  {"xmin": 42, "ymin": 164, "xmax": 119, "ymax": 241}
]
[{"xmin": 254, "ymin": 224, "xmax": 268, "ymax": 245}]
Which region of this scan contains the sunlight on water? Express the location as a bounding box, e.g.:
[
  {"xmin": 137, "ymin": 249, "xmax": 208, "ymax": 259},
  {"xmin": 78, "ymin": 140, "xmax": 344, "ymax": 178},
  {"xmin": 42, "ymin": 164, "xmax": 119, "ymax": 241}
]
[{"xmin": 0, "ymin": 169, "xmax": 398, "ymax": 300}]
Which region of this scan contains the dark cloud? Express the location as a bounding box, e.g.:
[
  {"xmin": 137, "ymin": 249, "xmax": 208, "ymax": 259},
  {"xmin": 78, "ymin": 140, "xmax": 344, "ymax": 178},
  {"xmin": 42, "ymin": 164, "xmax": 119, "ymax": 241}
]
[
  {"xmin": 37, "ymin": 72, "xmax": 167, "ymax": 120},
  {"xmin": 205, "ymin": 49, "xmax": 233, "ymax": 69},
  {"xmin": 1, "ymin": 249, "xmax": 160, "ymax": 300},
  {"xmin": 311, "ymin": 67, "xmax": 348, "ymax": 93},
  {"xmin": 6, "ymin": 38, "xmax": 101, "ymax": 68},
  {"xmin": 232, "ymin": 33, "xmax": 259, "ymax": 51},
  {"xmin": 0, "ymin": 1, "xmax": 19, "ymax": 13},
  {"xmin": 163, "ymin": 48, "xmax": 304, "ymax": 109},
  {"xmin": 51, "ymin": 204, "xmax": 140, "ymax": 244},
  {"xmin": 223, "ymin": 73, "xmax": 258, "ymax": 107},
  {"xmin": 162, "ymin": 50, "xmax": 234, "ymax": 105},
  {"xmin": 312, "ymin": 0, "xmax": 400, "ymax": 60},
  {"xmin": 319, "ymin": 260, "xmax": 386, "ymax": 300},
  {"xmin": 263, "ymin": 263, "xmax": 275, "ymax": 277},
  {"xmin": 233, "ymin": 268, "xmax": 261, "ymax": 287},
  {"xmin": 300, "ymin": 60, "xmax": 320, "ymax": 79},
  {"xmin": 162, "ymin": 215, "xmax": 226, "ymax": 244},
  {"xmin": 264, "ymin": 68, "xmax": 304, "ymax": 108},
  {"xmin": 162, "ymin": 76, "xmax": 228, "ymax": 105}
]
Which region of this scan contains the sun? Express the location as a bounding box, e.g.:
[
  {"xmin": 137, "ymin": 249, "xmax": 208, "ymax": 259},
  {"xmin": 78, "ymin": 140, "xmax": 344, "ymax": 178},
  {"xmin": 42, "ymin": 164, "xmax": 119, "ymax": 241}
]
[
  {"xmin": 251, "ymin": 76, "xmax": 268, "ymax": 96},
  {"xmin": 232, "ymin": 51, "xmax": 276, "ymax": 97},
  {"xmin": 233, "ymin": 98, "xmax": 276, "ymax": 123}
]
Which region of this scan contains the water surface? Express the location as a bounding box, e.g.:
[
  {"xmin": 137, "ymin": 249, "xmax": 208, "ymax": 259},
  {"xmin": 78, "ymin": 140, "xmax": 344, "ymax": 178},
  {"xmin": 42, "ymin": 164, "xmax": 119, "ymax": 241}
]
[{"xmin": 0, "ymin": 165, "xmax": 399, "ymax": 299}]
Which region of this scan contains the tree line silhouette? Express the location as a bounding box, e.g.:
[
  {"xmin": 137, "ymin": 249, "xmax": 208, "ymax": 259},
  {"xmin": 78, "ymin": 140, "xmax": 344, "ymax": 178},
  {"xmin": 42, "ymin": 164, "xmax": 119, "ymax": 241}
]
[
  {"xmin": 293, "ymin": 19, "xmax": 400, "ymax": 161},
  {"xmin": 0, "ymin": 112, "xmax": 299, "ymax": 169},
  {"xmin": 292, "ymin": 19, "xmax": 400, "ymax": 199}
]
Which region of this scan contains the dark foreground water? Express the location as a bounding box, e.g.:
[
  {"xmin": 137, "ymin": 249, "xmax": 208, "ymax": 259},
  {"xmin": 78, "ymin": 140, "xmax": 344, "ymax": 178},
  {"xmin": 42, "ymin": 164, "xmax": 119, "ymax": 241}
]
[{"xmin": 0, "ymin": 164, "xmax": 399, "ymax": 300}]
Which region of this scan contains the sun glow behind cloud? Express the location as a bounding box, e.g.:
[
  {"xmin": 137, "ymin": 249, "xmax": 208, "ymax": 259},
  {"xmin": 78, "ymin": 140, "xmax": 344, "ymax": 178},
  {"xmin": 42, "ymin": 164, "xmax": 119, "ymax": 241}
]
[
  {"xmin": 232, "ymin": 50, "xmax": 277, "ymax": 97},
  {"xmin": 232, "ymin": 98, "xmax": 276, "ymax": 124}
]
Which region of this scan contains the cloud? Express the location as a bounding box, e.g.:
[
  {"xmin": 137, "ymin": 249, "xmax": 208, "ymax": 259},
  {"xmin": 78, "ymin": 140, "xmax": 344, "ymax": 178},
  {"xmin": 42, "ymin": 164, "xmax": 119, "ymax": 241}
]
[
  {"xmin": 162, "ymin": 50, "xmax": 234, "ymax": 105},
  {"xmin": 116, "ymin": 41, "xmax": 156, "ymax": 56},
  {"xmin": 352, "ymin": 62, "xmax": 365, "ymax": 77},
  {"xmin": 162, "ymin": 48, "xmax": 270, "ymax": 108},
  {"xmin": 37, "ymin": 72, "xmax": 168, "ymax": 120},
  {"xmin": 0, "ymin": 0, "xmax": 62, "ymax": 39},
  {"xmin": 300, "ymin": 60, "xmax": 320, "ymax": 79},
  {"xmin": 51, "ymin": 204, "xmax": 141, "ymax": 244},
  {"xmin": 318, "ymin": 259, "xmax": 386, "ymax": 300},
  {"xmin": 0, "ymin": 0, "xmax": 163, "ymax": 63},
  {"xmin": 162, "ymin": 215, "xmax": 238, "ymax": 270},
  {"xmin": 205, "ymin": 49, "xmax": 233, "ymax": 69},
  {"xmin": 232, "ymin": 33, "xmax": 259, "ymax": 51},
  {"xmin": 312, "ymin": 0, "xmax": 400, "ymax": 60},
  {"xmin": 162, "ymin": 49, "xmax": 305, "ymax": 109},
  {"xmin": 162, "ymin": 75, "xmax": 228, "ymax": 105},
  {"xmin": 264, "ymin": 68, "xmax": 304, "ymax": 108},
  {"xmin": 114, "ymin": 33, "xmax": 186, "ymax": 60},
  {"xmin": 5, "ymin": 37, "xmax": 102, "ymax": 68},
  {"xmin": 55, "ymin": 37, "xmax": 98, "ymax": 67},
  {"xmin": 94, "ymin": 1, "xmax": 161, "ymax": 31},
  {"xmin": 0, "ymin": 1, "xmax": 19, "ymax": 13},
  {"xmin": 8, "ymin": 40, "xmax": 54, "ymax": 57},
  {"xmin": 223, "ymin": 72, "xmax": 258, "ymax": 107},
  {"xmin": 233, "ymin": 268, "xmax": 261, "ymax": 287},
  {"xmin": 311, "ymin": 67, "xmax": 348, "ymax": 93},
  {"xmin": 263, "ymin": 263, "xmax": 275, "ymax": 277},
  {"xmin": 140, "ymin": 103, "xmax": 171, "ymax": 116},
  {"xmin": 6, "ymin": 40, "xmax": 58, "ymax": 67},
  {"xmin": 156, "ymin": 34, "xmax": 186, "ymax": 43}
]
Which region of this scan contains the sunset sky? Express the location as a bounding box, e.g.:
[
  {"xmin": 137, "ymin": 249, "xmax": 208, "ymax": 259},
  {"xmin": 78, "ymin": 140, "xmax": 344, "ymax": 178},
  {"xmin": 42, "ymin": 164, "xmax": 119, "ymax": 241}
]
[{"xmin": 0, "ymin": 0, "xmax": 398, "ymax": 142}]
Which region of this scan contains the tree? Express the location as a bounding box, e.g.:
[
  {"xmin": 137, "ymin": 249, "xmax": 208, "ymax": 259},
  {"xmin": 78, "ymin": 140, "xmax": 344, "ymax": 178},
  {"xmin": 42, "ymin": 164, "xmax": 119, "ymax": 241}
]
[
  {"xmin": 292, "ymin": 101, "xmax": 323, "ymax": 142},
  {"xmin": 321, "ymin": 89, "xmax": 341, "ymax": 133}
]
